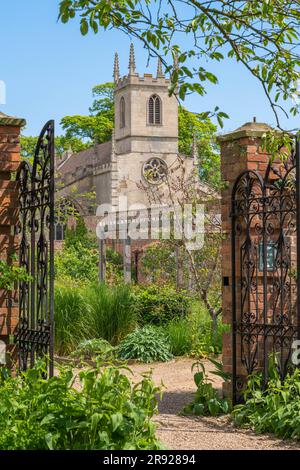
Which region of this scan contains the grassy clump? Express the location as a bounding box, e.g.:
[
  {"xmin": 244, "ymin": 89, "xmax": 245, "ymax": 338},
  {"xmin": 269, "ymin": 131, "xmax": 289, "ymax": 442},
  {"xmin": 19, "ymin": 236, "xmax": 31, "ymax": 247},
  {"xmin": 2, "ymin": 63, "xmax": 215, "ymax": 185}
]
[
  {"xmin": 54, "ymin": 283, "xmax": 91, "ymax": 355},
  {"xmin": 165, "ymin": 318, "xmax": 192, "ymax": 356},
  {"xmin": 84, "ymin": 282, "xmax": 135, "ymax": 345},
  {"xmin": 55, "ymin": 282, "xmax": 136, "ymax": 355},
  {"xmin": 165, "ymin": 302, "xmax": 228, "ymax": 358}
]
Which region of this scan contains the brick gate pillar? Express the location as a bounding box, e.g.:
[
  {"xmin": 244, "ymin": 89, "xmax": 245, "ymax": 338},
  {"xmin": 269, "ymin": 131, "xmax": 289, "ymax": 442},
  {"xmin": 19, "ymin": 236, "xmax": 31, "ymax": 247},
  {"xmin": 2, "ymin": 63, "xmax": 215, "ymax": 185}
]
[
  {"xmin": 0, "ymin": 112, "xmax": 26, "ymax": 365},
  {"xmin": 217, "ymin": 120, "xmax": 272, "ymax": 397}
]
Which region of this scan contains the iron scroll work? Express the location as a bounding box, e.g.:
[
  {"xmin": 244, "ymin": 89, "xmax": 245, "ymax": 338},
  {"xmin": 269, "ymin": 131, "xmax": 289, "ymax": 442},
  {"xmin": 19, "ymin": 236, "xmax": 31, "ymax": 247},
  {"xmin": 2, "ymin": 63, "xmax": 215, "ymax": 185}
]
[
  {"xmin": 14, "ymin": 121, "xmax": 55, "ymax": 376},
  {"xmin": 231, "ymin": 139, "xmax": 300, "ymax": 404}
]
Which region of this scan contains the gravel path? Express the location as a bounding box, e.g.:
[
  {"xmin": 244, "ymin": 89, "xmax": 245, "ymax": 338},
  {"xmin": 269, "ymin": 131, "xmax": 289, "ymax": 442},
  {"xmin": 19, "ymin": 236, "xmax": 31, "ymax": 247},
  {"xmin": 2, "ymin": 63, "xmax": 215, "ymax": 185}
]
[{"xmin": 129, "ymin": 358, "xmax": 300, "ymax": 450}]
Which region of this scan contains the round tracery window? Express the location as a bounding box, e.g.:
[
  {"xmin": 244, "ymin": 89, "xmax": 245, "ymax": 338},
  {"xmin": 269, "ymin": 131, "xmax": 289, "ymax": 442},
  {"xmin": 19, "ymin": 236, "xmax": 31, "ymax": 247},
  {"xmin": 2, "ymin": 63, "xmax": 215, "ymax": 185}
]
[{"xmin": 142, "ymin": 158, "xmax": 168, "ymax": 185}]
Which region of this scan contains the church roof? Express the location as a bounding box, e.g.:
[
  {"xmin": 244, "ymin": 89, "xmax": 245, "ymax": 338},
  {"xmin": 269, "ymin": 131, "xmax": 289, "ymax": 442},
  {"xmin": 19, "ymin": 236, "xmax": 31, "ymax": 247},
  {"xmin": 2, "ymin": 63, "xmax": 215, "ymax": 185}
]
[{"xmin": 58, "ymin": 140, "xmax": 112, "ymax": 176}]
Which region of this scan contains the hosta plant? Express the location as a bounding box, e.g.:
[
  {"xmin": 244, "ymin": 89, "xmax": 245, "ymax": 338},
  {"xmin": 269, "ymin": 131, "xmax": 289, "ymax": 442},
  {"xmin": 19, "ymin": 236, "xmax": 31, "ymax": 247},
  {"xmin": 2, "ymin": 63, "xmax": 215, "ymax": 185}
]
[{"xmin": 117, "ymin": 326, "xmax": 173, "ymax": 363}]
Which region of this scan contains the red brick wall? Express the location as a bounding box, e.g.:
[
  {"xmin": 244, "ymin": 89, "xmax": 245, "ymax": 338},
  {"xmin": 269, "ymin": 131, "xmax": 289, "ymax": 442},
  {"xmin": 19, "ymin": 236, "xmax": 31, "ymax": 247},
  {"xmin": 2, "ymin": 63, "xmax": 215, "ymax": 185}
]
[
  {"xmin": 218, "ymin": 122, "xmax": 272, "ymax": 397},
  {"xmin": 0, "ymin": 120, "xmax": 23, "ymax": 360}
]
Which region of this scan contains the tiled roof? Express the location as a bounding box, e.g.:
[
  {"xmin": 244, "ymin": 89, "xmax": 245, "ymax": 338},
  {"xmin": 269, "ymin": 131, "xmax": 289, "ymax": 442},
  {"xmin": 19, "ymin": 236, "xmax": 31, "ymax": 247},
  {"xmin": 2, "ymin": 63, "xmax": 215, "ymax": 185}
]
[{"xmin": 58, "ymin": 140, "xmax": 112, "ymax": 175}]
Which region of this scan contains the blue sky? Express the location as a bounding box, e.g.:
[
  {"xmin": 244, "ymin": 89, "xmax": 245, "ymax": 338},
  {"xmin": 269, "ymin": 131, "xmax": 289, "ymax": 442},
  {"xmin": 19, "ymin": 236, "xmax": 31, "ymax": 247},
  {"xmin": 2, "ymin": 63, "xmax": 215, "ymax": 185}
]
[{"xmin": 0, "ymin": 0, "xmax": 299, "ymax": 136}]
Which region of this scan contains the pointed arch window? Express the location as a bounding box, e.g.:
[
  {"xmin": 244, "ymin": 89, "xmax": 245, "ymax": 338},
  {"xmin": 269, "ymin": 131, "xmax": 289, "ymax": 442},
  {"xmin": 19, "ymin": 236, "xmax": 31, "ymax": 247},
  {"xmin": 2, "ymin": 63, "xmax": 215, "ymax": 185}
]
[
  {"xmin": 54, "ymin": 222, "xmax": 65, "ymax": 241},
  {"xmin": 120, "ymin": 97, "xmax": 126, "ymax": 128},
  {"xmin": 148, "ymin": 94, "xmax": 162, "ymax": 125}
]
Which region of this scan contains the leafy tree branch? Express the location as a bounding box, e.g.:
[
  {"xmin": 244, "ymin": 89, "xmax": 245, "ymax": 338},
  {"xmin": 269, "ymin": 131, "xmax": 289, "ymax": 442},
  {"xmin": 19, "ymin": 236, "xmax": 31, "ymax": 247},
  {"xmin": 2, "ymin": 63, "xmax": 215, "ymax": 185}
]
[{"xmin": 59, "ymin": 0, "xmax": 300, "ymax": 130}]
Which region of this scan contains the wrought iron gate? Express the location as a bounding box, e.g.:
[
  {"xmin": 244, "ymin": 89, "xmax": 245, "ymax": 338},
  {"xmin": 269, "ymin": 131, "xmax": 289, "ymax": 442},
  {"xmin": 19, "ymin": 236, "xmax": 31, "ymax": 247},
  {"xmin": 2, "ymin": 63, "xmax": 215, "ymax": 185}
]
[
  {"xmin": 231, "ymin": 139, "xmax": 300, "ymax": 404},
  {"xmin": 14, "ymin": 121, "xmax": 55, "ymax": 376}
]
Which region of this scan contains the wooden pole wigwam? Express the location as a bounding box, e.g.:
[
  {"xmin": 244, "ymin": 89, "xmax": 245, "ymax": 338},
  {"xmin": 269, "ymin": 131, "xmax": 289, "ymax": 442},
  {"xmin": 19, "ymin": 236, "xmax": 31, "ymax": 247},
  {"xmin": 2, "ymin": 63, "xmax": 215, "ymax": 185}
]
[
  {"xmin": 175, "ymin": 245, "xmax": 184, "ymax": 289},
  {"xmin": 99, "ymin": 239, "xmax": 106, "ymax": 283},
  {"xmin": 133, "ymin": 248, "xmax": 143, "ymax": 284},
  {"xmin": 123, "ymin": 236, "xmax": 132, "ymax": 284}
]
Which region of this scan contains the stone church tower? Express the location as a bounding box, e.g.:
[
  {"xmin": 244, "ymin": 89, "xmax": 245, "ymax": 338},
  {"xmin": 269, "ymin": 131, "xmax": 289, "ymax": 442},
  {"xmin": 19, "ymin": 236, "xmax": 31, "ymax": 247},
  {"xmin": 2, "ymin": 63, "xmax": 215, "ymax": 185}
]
[
  {"xmin": 112, "ymin": 44, "xmax": 179, "ymax": 208},
  {"xmin": 55, "ymin": 44, "xmax": 198, "ymax": 236}
]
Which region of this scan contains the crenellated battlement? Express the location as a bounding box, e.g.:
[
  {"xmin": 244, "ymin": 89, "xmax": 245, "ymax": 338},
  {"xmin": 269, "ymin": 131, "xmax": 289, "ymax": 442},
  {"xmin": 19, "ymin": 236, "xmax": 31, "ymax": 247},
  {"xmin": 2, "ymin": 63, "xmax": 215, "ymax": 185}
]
[
  {"xmin": 113, "ymin": 43, "xmax": 170, "ymax": 91},
  {"xmin": 115, "ymin": 73, "xmax": 170, "ymax": 90}
]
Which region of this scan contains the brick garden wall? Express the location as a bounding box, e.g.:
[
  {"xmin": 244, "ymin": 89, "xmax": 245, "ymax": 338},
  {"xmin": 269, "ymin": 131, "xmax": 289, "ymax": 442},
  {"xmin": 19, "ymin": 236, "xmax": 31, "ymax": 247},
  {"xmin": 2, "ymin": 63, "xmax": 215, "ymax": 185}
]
[
  {"xmin": 218, "ymin": 121, "xmax": 273, "ymax": 397},
  {"xmin": 0, "ymin": 113, "xmax": 25, "ymax": 363}
]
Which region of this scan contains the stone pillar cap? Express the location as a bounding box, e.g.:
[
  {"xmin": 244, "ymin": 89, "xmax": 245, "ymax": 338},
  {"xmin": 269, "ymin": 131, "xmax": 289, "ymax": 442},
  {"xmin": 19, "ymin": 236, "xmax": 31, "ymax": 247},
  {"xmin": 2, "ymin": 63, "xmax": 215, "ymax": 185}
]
[
  {"xmin": 0, "ymin": 111, "xmax": 26, "ymax": 127},
  {"xmin": 217, "ymin": 121, "xmax": 272, "ymax": 142}
]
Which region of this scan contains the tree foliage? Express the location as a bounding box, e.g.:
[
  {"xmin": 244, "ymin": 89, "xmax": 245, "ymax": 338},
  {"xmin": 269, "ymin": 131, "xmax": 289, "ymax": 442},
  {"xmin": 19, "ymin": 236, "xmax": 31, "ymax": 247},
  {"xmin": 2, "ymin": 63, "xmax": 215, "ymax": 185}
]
[
  {"xmin": 61, "ymin": 82, "xmax": 114, "ymax": 143},
  {"xmin": 20, "ymin": 135, "xmax": 89, "ymax": 161},
  {"xmin": 178, "ymin": 107, "xmax": 220, "ymax": 186},
  {"xmin": 59, "ymin": 0, "xmax": 300, "ymax": 129}
]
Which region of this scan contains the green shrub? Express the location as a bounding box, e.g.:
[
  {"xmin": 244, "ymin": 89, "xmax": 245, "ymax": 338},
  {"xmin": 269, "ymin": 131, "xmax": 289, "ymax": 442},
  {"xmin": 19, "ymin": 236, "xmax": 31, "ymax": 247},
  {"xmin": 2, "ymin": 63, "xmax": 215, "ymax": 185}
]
[
  {"xmin": 70, "ymin": 338, "xmax": 115, "ymax": 360},
  {"xmin": 55, "ymin": 243, "xmax": 99, "ymax": 283},
  {"xmin": 55, "ymin": 219, "xmax": 124, "ymax": 285},
  {"xmin": 0, "ymin": 361, "xmax": 162, "ymax": 450},
  {"xmin": 132, "ymin": 284, "xmax": 191, "ymax": 325},
  {"xmin": 183, "ymin": 359, "xmax": 231, "ymax": 416},
  {"xmin": 140, "ymin": 242, "xmax": 177, "ymax": 285},
  {"xmin": 106, "ymin": 248, "xmax": 123, "ymax": 271},
  {"xmin": 117, "ymin": 326, "xmax": 173, "ymax": 363},
  {"xmin": 105, "ymin": 248, "xmax": 124, "ymax": 284},
  {"xmin": 232, "ymin": 361, "xmax": 300, "ymax": 440},
  {"xmin": 64, "ymin": 217, "xmax": 96, "ymax": 250}
]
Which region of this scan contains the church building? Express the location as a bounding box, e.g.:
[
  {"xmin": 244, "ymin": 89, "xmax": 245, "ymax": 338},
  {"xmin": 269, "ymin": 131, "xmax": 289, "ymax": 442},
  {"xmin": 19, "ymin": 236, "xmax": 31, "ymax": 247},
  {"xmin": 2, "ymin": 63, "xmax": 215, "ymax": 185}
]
[{"xmin": 55, "ymin": 45, "xmax": 213, "ymax": 242}]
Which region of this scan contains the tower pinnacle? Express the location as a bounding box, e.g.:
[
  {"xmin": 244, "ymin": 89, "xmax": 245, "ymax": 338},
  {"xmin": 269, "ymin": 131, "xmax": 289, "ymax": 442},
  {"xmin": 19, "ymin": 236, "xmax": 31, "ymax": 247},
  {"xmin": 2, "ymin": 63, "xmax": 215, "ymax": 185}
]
[
  {"xmin": 113, "ymin": 52, "xmax": 120, "ymax": 83},
  {"xmin": 157, "ymin": 57, "xmax": 164, "ymax": 78},
  {"xmin": 128, "ymin": 43, "xmax": 136, "ymax": 76}
]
